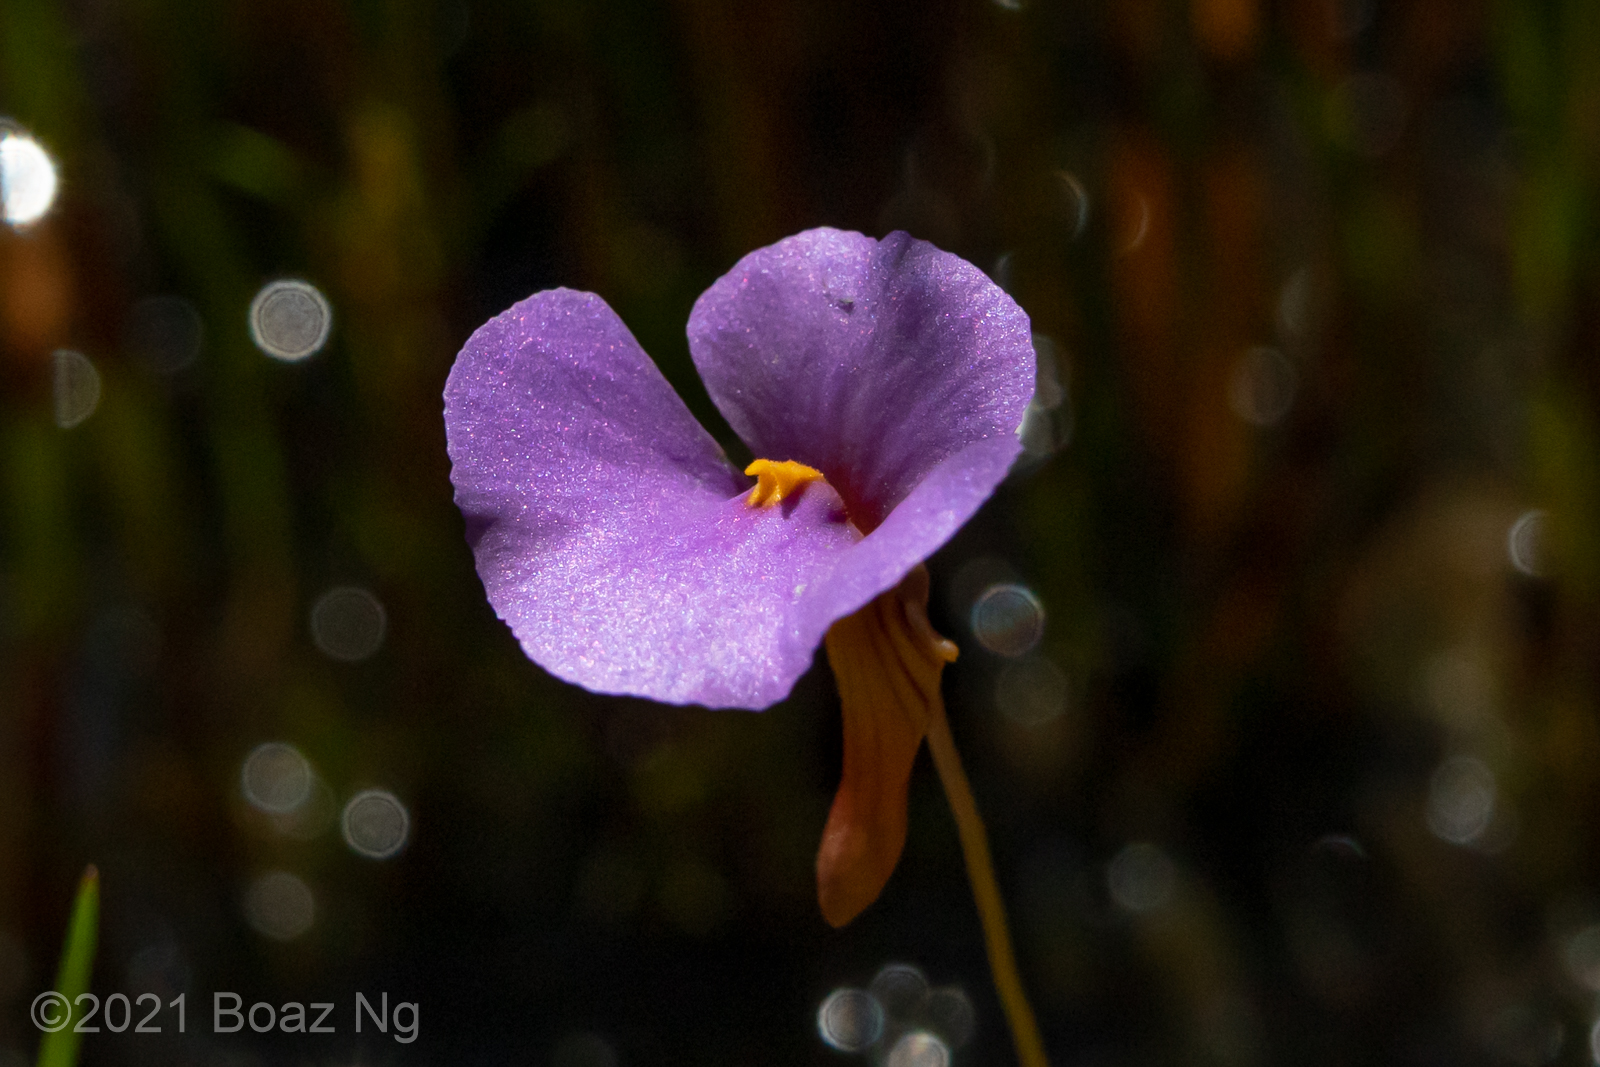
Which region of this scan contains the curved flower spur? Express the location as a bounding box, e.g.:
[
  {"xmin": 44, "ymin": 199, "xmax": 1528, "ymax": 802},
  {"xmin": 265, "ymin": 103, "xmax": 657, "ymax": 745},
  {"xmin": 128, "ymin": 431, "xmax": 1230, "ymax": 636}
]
[{"xmin": 445, "ymin": 228, "xmax": 1049, "ymax": 1066}]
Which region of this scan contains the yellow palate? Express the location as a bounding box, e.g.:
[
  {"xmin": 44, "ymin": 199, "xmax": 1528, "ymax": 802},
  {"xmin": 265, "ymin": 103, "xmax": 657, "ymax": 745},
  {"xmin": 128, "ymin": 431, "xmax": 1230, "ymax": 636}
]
[{"xmin": 744, "ymin": 458, "xmax": 825, "ymax": 507}]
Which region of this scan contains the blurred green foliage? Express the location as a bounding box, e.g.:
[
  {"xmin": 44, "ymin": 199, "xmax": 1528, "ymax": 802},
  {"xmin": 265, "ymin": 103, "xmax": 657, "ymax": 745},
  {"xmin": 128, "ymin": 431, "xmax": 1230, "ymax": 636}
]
[{"xmin": 35, "ymin": 866, "xmax": 96, "ymax": 1067}]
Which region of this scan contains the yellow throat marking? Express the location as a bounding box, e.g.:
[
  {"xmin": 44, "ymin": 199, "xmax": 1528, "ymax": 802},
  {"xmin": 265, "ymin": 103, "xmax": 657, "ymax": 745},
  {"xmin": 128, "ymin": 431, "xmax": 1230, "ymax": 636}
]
[{"xmin": 744, "ymin": 458, "xmax": 824, "ymax": 507}]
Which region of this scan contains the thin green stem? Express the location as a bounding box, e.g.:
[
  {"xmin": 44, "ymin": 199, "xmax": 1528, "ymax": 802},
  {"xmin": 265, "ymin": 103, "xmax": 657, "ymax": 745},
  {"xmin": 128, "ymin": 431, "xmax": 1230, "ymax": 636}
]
[{"xmin": 925, "ymin": 704, "xmax": 1050, "ymax": 1067}]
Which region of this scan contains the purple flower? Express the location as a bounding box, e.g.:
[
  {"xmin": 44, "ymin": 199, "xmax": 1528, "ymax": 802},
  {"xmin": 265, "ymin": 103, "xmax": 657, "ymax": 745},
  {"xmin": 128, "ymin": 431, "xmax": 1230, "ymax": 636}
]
[
  {"xmin": 445, "ymin": 228, "xmax": 1034, "ymax": 927},
  {"xmin": 445, "ymin": 227, "xmax": 1032, "ymax": 704}
]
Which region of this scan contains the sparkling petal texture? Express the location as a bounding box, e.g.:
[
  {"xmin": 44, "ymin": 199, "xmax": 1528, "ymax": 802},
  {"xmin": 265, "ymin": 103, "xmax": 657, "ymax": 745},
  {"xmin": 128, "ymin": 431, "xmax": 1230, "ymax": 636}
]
[
  {"xmin": 445, "ymin": 230, "xmax": 1033, "ymax": 709},
  {"xmin": 687, "ymin": 228, "xmax": 1035, "ymax": 529},
  {"xmin": 446, "ymin": 289, "xmax": 840, "ymax": 707}
]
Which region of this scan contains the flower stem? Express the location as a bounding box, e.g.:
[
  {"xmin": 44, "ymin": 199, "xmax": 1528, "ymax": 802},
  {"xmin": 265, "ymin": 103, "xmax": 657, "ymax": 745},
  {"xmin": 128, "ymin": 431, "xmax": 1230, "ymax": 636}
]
[{"xmin": 925, "ymin": 702, "xmax": 1050, "ymax": 1067}]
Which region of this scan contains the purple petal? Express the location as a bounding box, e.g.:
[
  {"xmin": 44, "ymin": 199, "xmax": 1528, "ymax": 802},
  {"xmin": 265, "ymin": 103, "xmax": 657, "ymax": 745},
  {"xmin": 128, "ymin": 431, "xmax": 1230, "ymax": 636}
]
[
  {"xmin": 686, "ymin": 228, "xmax": 1035, "ymax": 530},
  {"xmin": 445, "ymin": 287, "xmax": 746, "ymax": 525},
  {"xmin": 444, "ymin": 288, "xmax": 869, "ymax": 708},
  {"xmin": 792, "ymin": 435, "xmax": 1023, "ymax": 640}
]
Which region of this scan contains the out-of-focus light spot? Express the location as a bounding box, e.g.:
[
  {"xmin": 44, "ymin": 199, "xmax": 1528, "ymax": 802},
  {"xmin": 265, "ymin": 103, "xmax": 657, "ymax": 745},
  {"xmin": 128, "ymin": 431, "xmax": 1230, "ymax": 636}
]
[
  {"xmin": 1477, "ymin": 801, "xmax": 1518, "ymax": 856},
  {"xmin": 1507, "ymin": 510, "xmax": 1550, "ymax": 578},
  {"xmin": 995, "ymin": 655, "xmax": 1070, "ymax": 726},
  {"xmin": 1313, "ymin": 834, "xmax": 1367, "ymax": 861},
  {"xmin": 1328, "ymin": 72, "xmax": 1408, "ymax": 157},
  {"xmin": 241, "ymin": 741, "xmax": 312, "ymax": 814},
  {"xmin": 1016, "ymin": 334, "xmax": 1073, "ymax": 463},
  {"xmin": 249, "ymin": 279, "xmax": 331, "ymax": 361},
  {"xmin": 51, "ymin": 350, "xmax": 100, "ymax": 429},
  {"xmin": 0, "ymin": 930, "xmax": 26, "ymax": 1002},
  {"xmin": 817, "ymin": 988, "xmax": 884, "ymax": 1052},
  {"xmin": 1057, "ymin": 171, "xmax": 1090, "ymax": 239},
  {"xmin": 341, "ymin": 789, "xmax": 410, "ymax": 859},
  {"xmin": 1229, "ymin": 346, "xmax": 1297, "ymax": 426},
  {"xmin": 126, "ymin": 295, "xmax": 202, "ymax": 373},
  {"xmin": 950, "ymin": 556, "xmax": 1021, "ymax": 618},
  {"xmin": 1108, "ymin": 841, "xmax": 1176, "ymax": 913},
  {"xmin": 990, "ymin": 252, "xmax": 1015, "ymax": 292},
  {"xmin": 1564, "ymin": 925, "xmax": 1600, "ymax": 991},
  {"xmin": 1277, "ymin": 267, "xmax": 1314, "ymax": 341},
  {"xmin": 550, "ymin": 1031, "xmax": 618, "ymax": 1067},
  {"xmin": 886, "ymin": 1030, "xmax": 951, "ymax": 1067},
  {"xmin": 1425, "ymin": 755, "xmax": 1496, "ymax": 846},
  {"xmin": 1031, "ymin": 335, "xmax": 1067, "ymax": 411},
  {"xmin": 243, "ymin": 871, "xmax": 315, "ymax": 941},
  {"xmin": 1589, "ymin": 1017, "xmax": 1600, "ymax": 1064},
  {"xmin": 1119, "ymin": 195, "xmax": 1151, "ymax": 254},
  {"xmin": 870, "ymin": 964, "xmax": 929, "ymax": 1017},
  {"xmin": 0, "ymin": 130, "xmax": 58, "ymax": 227},
  {"xmin": 971, "ymin": 584, "xmax": 1045, "ymax": 657},
  {"xmin": 924, "ymin": 987, "xmax": 975, "ymax": 1048},
  {"xmin": 1017, "ymin": 398, "xmax": 1072, "ymax": 461},
  {"xmin": 310, "ymin": 586, "xmax": 386, "ymax": 662}
]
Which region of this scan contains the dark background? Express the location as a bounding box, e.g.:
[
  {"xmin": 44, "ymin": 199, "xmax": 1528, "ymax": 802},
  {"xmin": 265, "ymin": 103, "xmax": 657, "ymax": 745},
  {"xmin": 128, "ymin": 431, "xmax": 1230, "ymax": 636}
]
[{"xmin": 3, "ymin": 0, "xmax": 1600, "ymax": 1063}]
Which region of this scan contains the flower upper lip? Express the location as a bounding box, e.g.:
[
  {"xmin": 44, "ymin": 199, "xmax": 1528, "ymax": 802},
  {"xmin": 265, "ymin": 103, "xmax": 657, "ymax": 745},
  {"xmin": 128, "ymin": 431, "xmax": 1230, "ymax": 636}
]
[
  {"xmin": 443, "ymin": 227, "xmax": 1034, "ymax": 709},
  {"xmin": 689, "ymin": 229, "xmax": 1033, "ymax": 531}
]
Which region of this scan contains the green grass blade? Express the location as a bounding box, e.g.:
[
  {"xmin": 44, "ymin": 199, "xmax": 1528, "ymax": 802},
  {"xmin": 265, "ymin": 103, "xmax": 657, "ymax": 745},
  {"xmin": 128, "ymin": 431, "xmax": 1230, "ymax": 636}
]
[{"xmin": 36, "ymin": 865, "xmax": 99, "ymax": 1067}]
